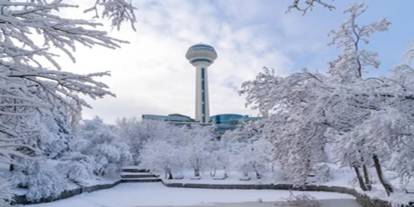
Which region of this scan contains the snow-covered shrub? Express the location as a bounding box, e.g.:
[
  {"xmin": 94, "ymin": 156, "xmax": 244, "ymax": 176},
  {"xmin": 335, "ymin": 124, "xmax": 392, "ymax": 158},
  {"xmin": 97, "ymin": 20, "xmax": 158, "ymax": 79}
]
[
  {"xmin": 14, "ymin": 161, "xmax": 67, "ymax": 202},
  {"xmin": 36, "ymin": 114, "xmax": 72, "ymax": 159},
  {"xmin": 0, "ymin": 177, "xmax": 12, "ymax": 207},
  {"xmin": 308, "ymin": 163, "xmax": 331, "ymax": 183},
  {"xmin": 61, "ymin": 162, "xmax": 92, "ymax": 185},
  {"xmin": 57, "ymin": 152, "xmax": 95, "ymax": 185},
  {"xmin": 75, "ymin": 117, "xmax": 132, "ymax": 177}
]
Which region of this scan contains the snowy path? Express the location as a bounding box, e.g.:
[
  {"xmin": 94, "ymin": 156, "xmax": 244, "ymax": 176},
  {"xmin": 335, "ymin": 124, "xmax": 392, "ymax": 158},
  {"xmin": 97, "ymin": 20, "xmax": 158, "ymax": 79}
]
[{"xmin": 26, "ymin": 183, "xmax": 359, "ymax": 207}]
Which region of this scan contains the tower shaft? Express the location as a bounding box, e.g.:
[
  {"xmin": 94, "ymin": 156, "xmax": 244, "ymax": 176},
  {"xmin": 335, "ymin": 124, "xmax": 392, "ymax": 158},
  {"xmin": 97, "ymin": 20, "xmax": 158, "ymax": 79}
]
[{"xmin": 195, "ymin": 66, "xmax": 209, "ymax": 123}]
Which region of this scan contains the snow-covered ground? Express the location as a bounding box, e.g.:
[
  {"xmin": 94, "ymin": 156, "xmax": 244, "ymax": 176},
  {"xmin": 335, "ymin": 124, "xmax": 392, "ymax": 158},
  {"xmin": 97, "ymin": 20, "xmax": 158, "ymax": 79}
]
[{"xmin": 26, "ymin": 183, "xmax": 357, "ymax": 207}]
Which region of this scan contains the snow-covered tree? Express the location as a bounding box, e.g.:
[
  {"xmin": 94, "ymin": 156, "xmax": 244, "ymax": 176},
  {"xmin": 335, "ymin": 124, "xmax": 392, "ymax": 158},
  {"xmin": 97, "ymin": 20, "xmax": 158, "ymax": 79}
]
[
  {"xmin": 241, "ymin": 70, "xmax": 330, "ymax": 184},
  {"xmin": 338, "ymin": 108, "xmax": 402, "ymax": 195},
  {"xmin": 74, "ymin": 117, "xmax": 132, "ymax": 177},
  {"xmin": 140, "ymin": 139, "xmax": 185, "ymax": 179},
  {"xmin": 116, "ymin": 119, "xmax": 175, "ymax": 164},
  {"xmin": 138, "ymin": 122, "xmax": 189, "ymax": 179},
  {"xmin": 241, "ymin": 3, "xmax": 413, "ymax": 195},
  {"xmin": 328, "ymin": 3, "xmax": 390, "ymax": 82},
  {"xmin": 222, "ymin": 121, "xmax": 273, "ymax": 179},
  {"xmin": 232, "ymin": 138, "xmax": 273, "ymax": 179},
  {"xmin": 0, "ymin": 1, "xmax": 136, "ymax": 202},
  {"xmin": 207, "ymin": 139, "xmax": 231, "ymax": 178},
  {"xmin": 0, "ymin": 0, "xmax": 136, "ymax": 166},
  {"xmin": 182, "ymin": 125, "xmax": 214, "ymax": 177}
]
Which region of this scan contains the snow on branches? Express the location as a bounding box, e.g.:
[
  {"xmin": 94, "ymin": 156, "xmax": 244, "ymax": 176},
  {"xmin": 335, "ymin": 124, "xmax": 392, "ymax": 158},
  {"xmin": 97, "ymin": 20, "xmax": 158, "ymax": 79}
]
[
  {"xmin": 329, "ymin": 3, "xmax": 390, "ymax": 82},
  {"xmin": 288, "ymin": 0, "xmax": 335, "ymax": 14},
  {"xmin": 241, "ymin": 3, "xmax": 414, "ymax": 194},
  {"xmin": 0, "ymin": 176, "xmax": 12, "ymax": 206},
  {"xmin": 0, "ymin": 1, "xmax": 136, "ymax": 203},
  {"xmin": 240, "ymin": 67, "xmax": 281, "ymax": 117},
  {"xmin": 407, "ymin": 43, "xmax": 414, "ymax": 63},
  {"xmin": 85, "ymin": 0, "xmax": 137, "ymax": 31},
  {"xmin": 138, "ymin": 120, "xmax": 275, "ymax": 180},
  {"xmin": 0, "ymin": 0, "xmax": 136, "ymax": 168}
]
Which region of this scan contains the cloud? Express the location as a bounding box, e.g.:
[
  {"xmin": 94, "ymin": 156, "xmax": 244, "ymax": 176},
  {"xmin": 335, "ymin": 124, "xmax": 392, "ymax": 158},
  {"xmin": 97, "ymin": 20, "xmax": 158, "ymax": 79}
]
[{"xmin": 58, "ymin": 0, "xmax": 335, "ymax": 123}]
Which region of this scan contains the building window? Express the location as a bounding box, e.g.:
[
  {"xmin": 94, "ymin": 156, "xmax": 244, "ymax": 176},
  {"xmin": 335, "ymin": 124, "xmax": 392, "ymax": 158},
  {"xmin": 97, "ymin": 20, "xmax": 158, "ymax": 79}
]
[{"xmin": 201, "ymin": 68, "xmax": 205, "ymax": 91}]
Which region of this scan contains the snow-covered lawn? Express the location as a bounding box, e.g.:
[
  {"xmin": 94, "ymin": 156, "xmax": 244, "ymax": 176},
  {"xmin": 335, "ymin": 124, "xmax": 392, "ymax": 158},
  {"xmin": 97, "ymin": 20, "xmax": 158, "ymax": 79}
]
[{"xmin": 26, "ymin": 183, "xmax": 357, "ymax": 207}]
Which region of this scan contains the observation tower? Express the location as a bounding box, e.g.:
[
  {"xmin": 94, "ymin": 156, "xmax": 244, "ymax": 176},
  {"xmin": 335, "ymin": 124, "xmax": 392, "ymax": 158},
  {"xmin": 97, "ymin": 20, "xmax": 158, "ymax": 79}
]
[{"xmin": 185, "ymin": 44, "xmax": 217, "ymax": 124}]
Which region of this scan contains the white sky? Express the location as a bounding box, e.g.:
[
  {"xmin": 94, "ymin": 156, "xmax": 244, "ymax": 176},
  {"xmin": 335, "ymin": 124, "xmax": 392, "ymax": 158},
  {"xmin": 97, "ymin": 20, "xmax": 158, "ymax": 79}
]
[{"xmin": 59, "ymin": 0, "xmax": 414, "ymax": 123}]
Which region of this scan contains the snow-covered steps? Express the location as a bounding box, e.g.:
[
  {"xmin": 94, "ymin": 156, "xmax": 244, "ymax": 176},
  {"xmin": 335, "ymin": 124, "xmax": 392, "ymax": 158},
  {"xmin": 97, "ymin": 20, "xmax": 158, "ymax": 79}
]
[
  {"xmin": 121, "ymin": 166, "xmax": 150, "ymax": 173},
  {"xmin": 120, "ymin": 167, "xmax": 161, "ymax": 182}
]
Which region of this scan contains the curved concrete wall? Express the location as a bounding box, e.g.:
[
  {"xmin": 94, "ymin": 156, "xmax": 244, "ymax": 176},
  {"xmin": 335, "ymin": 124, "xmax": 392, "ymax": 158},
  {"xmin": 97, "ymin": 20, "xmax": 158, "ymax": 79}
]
[
  {"xmin": 13, "ymin": 180, "xmax": 402, "ymax": 207},
  {"xmin": 162, "ymin": 182, "xmax": 394, "ymax": 207}
]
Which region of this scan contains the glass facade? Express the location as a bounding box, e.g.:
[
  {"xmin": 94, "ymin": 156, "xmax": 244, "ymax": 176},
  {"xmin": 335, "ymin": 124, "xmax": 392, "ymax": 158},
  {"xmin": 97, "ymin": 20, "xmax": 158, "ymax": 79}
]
[
  {"xmin": 211, "ymin": 114, "xmax": 244, "ymax": 124},
  {"xmin": 201, "ymin": 68, "xmax": 206, "ymax": 122},
  {"xmin": 142, "ymin": 114, "xmax": 194, "ymax": 123}
]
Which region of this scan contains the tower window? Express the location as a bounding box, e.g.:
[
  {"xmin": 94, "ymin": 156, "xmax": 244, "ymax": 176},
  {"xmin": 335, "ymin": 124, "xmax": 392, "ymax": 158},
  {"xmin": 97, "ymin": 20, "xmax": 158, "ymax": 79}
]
[{"xmin": 201, "ymin": 68, "xmax": 205, "ymax": 80}]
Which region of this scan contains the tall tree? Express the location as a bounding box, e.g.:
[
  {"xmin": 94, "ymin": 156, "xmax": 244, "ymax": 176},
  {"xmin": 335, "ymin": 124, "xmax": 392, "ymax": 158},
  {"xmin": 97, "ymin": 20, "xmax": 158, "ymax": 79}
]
[
  {"xmin": 0, "ymin": 0, "xmax": 135, "ymax": 166},
  {"xmin": 328, "ymin": 3, "xmax": 390, "ymax": 82},
  {"xmin": 0, "ymin": 0, "xmax": 136, "ymax": 204}
]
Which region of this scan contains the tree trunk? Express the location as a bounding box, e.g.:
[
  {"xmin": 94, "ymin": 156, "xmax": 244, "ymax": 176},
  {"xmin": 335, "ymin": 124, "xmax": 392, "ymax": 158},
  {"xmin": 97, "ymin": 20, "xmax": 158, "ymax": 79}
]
[
  {"xmin": 372, "ymin": 154, "xmax": 393, "ymax": 196},
  {"xmin": 194, "ymin": 168, "xmax": 200, "ymax": 177},
  {"xmin": 210, "ymin": 168, "xmax": 216, "ymax": 177},
  {"xmin": 353, "ymin": 166, "xmax": 367, "ymax": 191},
  {"xmin": 223, "ymin": 167, "xmax": 228, "ymax": 179},
  {"xmin": 253, "ymin": 164, "xmax": 261, "ymax": 179},
  {"xmin": 362, "ymin": 164, "xmax": 372, "ymax": 191},
  {"xmin": 165, "ymin": 168, "xmax": 173, "ymax": 180}
]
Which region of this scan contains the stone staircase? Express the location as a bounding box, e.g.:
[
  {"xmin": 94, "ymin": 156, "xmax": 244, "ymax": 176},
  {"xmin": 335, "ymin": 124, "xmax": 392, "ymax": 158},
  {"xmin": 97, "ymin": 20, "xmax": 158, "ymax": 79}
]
[{"xmin": 120, "ymin": 166, "xmax": 161, "ymax": 182}]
